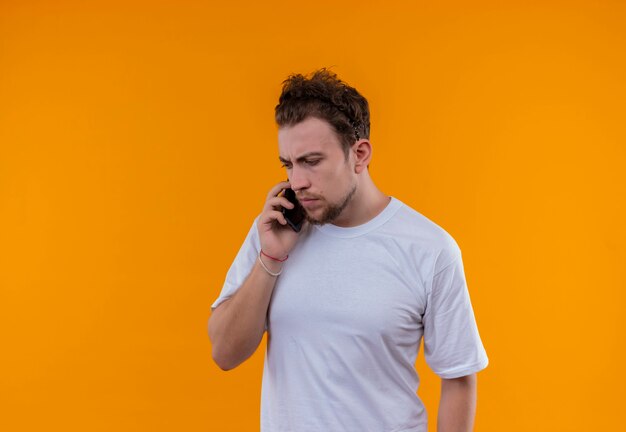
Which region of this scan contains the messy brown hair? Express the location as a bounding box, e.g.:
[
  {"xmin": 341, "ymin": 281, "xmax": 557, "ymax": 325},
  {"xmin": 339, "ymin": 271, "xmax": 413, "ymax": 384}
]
[{"xmin": 275, "ymin": 68, "xmax": 371, "ymax": 159}]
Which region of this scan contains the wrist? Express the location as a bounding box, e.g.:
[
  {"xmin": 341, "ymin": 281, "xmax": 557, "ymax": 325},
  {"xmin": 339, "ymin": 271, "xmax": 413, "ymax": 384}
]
[
  {"xmin": 260, "ymin": 249, "xmax": 289, "ymax": 262},
  {"xmin": 258, "ymin": 252, "xmax": 284, "ymax": 275}
]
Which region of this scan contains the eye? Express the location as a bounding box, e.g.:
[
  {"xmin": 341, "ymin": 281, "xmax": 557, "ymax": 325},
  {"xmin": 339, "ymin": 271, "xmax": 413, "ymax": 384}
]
[
  {"xmin": 305, "ymin": 159, "xmax": 320, "ymax": 166},
  {"xmin": 281, "ymin": 164, "xmax": 292, "ymax": 170}
]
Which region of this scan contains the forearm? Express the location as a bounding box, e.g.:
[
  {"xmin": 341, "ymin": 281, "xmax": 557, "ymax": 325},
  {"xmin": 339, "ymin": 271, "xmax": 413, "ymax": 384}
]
[
  {"xmin": 209, "ymin": 257, "xmax": 280, "ymax": 370},
  {"xmin": 437, "ymin": 374, "xmax": 477, "ymax": 432}
]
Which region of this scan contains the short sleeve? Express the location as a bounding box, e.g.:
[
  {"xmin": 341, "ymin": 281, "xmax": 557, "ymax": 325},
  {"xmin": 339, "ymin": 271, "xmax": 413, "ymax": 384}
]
[
  {"xmin": 422, "ymin": 248, "xmax": 489, "ymax": 379},
  {"xmin": 211, "ymin": 217, "xmax": 261, "ymax": 311}
]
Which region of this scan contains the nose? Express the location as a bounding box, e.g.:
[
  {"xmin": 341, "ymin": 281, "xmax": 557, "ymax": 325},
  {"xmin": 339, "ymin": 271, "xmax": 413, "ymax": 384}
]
[{"xmin": 288, "ymin": 166, "xmax": 310, "ymax": 192}]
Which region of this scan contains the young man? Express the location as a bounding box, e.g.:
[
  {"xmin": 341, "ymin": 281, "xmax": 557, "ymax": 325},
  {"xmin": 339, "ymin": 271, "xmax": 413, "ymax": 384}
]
[{"xmin": 209, "ymin": 69, "xmax": 488, "ymax": 432}]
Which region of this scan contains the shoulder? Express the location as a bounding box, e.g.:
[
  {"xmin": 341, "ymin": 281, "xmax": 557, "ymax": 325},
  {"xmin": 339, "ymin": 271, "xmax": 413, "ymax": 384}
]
[{"xmin": 384, "ymin": 198, "xmax": 462, "ymax": 273}]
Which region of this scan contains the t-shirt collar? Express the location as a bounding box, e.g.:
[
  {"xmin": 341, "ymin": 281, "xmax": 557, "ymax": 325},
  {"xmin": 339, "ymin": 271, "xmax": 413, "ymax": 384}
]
[{"xmin": 314, "ymin": 196, "xmax": 403, "ymax": 238}]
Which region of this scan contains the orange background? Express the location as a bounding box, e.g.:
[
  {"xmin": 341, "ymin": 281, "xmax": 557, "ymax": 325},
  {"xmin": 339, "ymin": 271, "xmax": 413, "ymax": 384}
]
[{"xmin": 1, "ymin": 1, "xmax": 624, "ymax": 431}]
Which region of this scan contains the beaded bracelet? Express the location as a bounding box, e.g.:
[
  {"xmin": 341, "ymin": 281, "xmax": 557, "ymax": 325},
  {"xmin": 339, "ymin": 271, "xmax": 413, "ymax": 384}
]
[{"xmin": 258, "ymin": 251, "xmax": 282, "ymax": 277}]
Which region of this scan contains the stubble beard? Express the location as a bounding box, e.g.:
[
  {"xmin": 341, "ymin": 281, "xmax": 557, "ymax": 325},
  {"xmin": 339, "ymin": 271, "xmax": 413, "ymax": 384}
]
[{"xmin": 305, "ymin": 183, "xmax": 357, "ymax": 226}]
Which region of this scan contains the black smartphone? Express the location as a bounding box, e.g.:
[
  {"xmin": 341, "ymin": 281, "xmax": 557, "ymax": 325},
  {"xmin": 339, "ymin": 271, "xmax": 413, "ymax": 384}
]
[{"xmin": 281, "ymin": 188, "xmax": 306, "ymax": 232}]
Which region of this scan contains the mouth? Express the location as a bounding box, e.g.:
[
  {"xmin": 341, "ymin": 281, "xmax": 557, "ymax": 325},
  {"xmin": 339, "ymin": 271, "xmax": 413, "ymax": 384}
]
[
  {"xmin": 299, "ymin": 197, "xmax": 320, "ymax": 208},
  {"xmin": 297, "ymin": 195, "xmax": 319, "ymax": 202}
]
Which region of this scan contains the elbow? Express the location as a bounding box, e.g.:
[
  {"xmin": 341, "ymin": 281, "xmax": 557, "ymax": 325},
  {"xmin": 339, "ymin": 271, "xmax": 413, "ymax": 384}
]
[
  {"xmin": 211, "ymin": 346, "xmax": 241, "ymax": 371},
  {"xmin": 207, "ymin": 306, "xmax": 256, "ymax": 371},
  {"xmin": 213, "ymin": 358, "xmax": 235, "ymax": 372},
  {"xmin": 208, "ymin": 314, "xmax": 235, "ymax": 370}
]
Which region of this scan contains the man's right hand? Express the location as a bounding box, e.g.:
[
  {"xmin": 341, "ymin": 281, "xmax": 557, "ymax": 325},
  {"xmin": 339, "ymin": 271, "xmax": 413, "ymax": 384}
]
[
  {"xmin": 257, "ymin": 181, "xmax": 306, "ymax": 261},
  {"xmin": 211, "ymin": 180, "xmax": 303, "ymax": 370}
]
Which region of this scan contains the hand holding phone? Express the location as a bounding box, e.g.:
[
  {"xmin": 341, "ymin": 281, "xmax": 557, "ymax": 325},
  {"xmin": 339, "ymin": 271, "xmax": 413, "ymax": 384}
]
[
  {"xmin": 281, "ymin": 187, "xmax": 306, "ymax": 232},
  {"xmin": 257, "ymin": 181, "xmax": 306, "ymax": 263}
]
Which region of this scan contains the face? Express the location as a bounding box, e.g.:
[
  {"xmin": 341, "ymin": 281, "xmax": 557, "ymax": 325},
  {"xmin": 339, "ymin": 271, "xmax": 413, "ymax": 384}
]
[{"xmin": 278, "ymin": 117, "xmax": 357, "ymax": 226}]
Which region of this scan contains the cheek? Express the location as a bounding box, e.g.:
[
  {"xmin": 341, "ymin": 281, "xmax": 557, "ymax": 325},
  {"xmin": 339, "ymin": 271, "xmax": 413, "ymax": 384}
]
[{"xmin": 315, "ymin": 163, "xmax": 348, "ymax": 196}]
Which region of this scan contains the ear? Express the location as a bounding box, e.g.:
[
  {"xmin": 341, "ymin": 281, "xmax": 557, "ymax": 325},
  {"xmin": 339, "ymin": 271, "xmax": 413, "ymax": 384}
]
[{"xmin": 351, "ymin": 139, "xmax": 372, "ymax": 174}]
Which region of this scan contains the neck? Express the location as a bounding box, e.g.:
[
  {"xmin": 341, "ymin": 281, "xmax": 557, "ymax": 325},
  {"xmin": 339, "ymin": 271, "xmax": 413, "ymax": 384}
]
[{"xmin": 331, "ymin": 174, "xmax": 390, "ymax": 228}]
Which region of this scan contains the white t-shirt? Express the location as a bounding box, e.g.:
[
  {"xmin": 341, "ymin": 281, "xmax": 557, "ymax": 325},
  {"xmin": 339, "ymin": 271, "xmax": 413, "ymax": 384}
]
[{"xmin": 212, "ymin": 197, "xmax": 488, "ymax": 432}]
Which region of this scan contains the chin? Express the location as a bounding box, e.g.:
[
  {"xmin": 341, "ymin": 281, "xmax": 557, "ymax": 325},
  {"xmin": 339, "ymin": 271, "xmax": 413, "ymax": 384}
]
[
  {"xmin": 304, "ymin": 211, "xmax": 324, "ymax": 226},
  {"xmin": 305, "ymin": 216, "xmax": 327, "ymax": 226},
  {"xmin": 305, "ymin": 206, "xmax": 342, "ymax": 226}
]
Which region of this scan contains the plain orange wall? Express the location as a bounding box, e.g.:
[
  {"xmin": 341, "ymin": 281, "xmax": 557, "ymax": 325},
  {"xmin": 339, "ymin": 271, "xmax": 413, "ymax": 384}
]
[{"xmin": 1, "ymin": 0, "xmax": 625, "ymax": 431}]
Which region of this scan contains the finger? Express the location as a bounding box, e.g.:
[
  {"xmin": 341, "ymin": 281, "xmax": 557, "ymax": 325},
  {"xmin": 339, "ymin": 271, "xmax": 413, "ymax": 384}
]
[
  {"xmin": 264, "ymin": 196, "xmax": 295, "ymax": 211},
  {"xmin": 266, "ymin": 181, "xmax": 291, "ymax": 200},
  {"xmin": 263, "ymin": 209, "xmax": 288, "ymax": 226}
]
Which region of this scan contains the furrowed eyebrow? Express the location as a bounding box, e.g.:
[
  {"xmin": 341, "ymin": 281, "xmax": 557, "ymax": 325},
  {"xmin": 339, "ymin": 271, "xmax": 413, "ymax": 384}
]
[{"xmin": 279, "ymin": 152, "xmax": 325, "ymax": 164}]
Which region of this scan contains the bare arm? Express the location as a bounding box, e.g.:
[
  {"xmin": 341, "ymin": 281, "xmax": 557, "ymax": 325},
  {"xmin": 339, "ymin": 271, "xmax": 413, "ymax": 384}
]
[
  {"xmin": 209, "ymin": 180, "xmax": 303, "ymax": 370},
  {"xmin": 209, "ymin": 257, "xmax": 281, "ymax": 370},
  {"xmin": 437, "ymin": 374, "xmax": 477, "ymax": 432}
]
